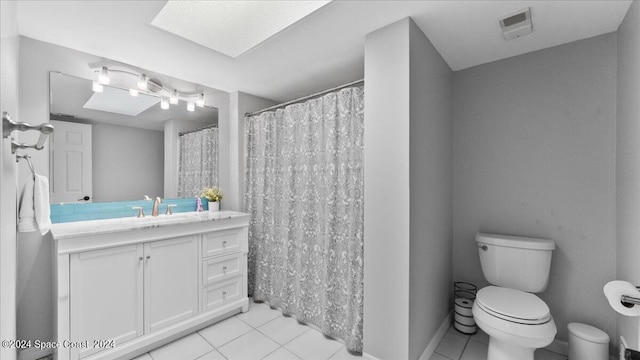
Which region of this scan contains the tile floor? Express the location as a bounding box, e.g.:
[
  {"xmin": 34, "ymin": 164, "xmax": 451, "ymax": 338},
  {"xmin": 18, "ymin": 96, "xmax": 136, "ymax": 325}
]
[
  {"xmin": 131, "ymin": 300, "xmax": 361, "ymax": 360},
  {"xmin": 45, "ymin": 301, "xmax": 568, "ymax": 360},
  {"xmin": 431, "ymin": 326, "xmax": 567, "ymax": 360}
]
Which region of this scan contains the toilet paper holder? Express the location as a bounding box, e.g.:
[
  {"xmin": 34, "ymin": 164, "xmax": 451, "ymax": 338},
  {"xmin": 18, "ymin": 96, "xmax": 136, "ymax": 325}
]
[{"xmin": 621, "ymin": 286, "xmax": 640, "ymax": 307}]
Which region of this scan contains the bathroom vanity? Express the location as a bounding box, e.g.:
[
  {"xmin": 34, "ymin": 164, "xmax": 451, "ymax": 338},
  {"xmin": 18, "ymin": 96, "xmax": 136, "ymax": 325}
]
[{"xmin": 50, "ymin": 211, "xmax": 250, "ymax": 360}]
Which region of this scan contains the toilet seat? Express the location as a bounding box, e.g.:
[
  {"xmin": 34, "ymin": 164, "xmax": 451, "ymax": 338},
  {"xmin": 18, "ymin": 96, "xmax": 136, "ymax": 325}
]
[{"xmin": 476, "ymin": 286, "xmax": 551, "ymax": 325}]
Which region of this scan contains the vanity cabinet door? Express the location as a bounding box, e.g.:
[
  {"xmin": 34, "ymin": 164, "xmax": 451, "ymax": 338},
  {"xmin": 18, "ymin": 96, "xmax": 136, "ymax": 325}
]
[
  {"xmin": 70, "ymin": 244, "xmax": 144, "ymax": 359},
  {"xmin": 144, "ymin": 236, "xmax": 199, "ymax": 334}
]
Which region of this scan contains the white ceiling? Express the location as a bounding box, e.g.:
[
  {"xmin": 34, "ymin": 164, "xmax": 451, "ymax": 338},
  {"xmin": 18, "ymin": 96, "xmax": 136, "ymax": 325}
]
[{"xmin": 14, "ymin": 0, "xmax": 632, "ymax": 103}]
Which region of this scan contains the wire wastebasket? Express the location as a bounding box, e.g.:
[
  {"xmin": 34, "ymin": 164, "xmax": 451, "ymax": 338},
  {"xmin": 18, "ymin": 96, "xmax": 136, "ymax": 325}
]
[{"xmin": 454, "ymin": 281, "xmax": 477, "ymax": 334}]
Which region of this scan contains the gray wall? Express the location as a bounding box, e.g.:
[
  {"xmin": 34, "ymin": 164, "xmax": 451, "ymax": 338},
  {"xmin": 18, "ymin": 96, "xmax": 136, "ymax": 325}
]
[
  {"xmin": 453, "ymin": 33, "xmax": 617, "ymax": 344},
  {"xmin": 228, "ymin": 92, "xmax": 278, "ymax": 212},
  {"xmin": 363, "ymin": 18, "xmax": 452, "ymax": 360},
  {"xmin": 616, "ymin": 0, "xmax": 640, "ymax": 349},
  {"xmin": 0, "ymin": 2, "xmax": 20, "ymax": 359},
  {"xmin": 92, "ymin": 122, "xmax": 164, "ymax": 202},
  {"xmin": 408, "ymin": 20, "xmax": 452, "ymax": 360}
]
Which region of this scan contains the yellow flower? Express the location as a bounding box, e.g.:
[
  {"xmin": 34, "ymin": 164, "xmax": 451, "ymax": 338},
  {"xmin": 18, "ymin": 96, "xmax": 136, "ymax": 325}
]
[{"xmin": 201, "ymin": 187, "xmax": 224, "ymax": 202}]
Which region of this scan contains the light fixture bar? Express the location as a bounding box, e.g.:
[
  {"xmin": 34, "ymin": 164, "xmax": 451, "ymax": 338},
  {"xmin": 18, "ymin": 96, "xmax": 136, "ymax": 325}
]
[{"xmin": 91, "ymin": 66, "xmax": 207, "ymax": 110}]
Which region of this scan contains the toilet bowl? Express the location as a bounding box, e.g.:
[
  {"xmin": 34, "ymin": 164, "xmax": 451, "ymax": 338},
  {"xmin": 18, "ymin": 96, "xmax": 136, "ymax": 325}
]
[
  {"xmin": 472, "ymin": 286, "xmax": 556, "ymax": 360},
  {"xmin": 472, "ymin": 233, "xmax": 557, "ymax": 360}
]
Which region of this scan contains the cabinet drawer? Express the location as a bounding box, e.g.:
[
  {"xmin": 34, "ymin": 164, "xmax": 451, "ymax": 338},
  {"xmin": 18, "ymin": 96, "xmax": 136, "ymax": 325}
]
[
  {"xmin": 203, "ymin": 253, "xmax": 242, "ymax": 286},
  {"xmin": 202, "ymin": 276, "xmax": 243, "ymax": 313},
  {"xmin": 202, "ymin": 229, "xmax": 242, "ymax": 257}
]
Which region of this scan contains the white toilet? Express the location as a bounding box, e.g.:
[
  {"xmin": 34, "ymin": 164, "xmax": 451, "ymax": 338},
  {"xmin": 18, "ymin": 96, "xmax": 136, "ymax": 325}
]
[{"xmin": 472, "ymin": 233, "xmax": 557, "ymax": 360}]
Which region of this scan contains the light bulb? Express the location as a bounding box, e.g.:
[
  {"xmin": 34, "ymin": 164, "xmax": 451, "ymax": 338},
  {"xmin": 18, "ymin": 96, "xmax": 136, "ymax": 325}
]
[
  {"xmin": 129, "ymin": 89, "xmax": 139, "ymax": 97},
  {"xmin": 137, "ymin": 74, "xmax": 148, "ymax": 90},
  {"xmin": 92, "ymin": 81, "xmax": 103, "ymax": 93},
  {"xmin": 187, "ymin": 102, "xmax": 195, "ymax": 112},
  {"xmin": 170, "ymin": 89, "xmax": 179, "ymax": 105},
  {"xmin": 196, "ymin": 93, "xmax": 205, "ymax": 107},
  {"xmin": 98, "ymin": 66, "xmax": 110, "ymax": 85},
  {"xmin": 160, "ymin": 97, "xmax": 170, "ymax": 110}
]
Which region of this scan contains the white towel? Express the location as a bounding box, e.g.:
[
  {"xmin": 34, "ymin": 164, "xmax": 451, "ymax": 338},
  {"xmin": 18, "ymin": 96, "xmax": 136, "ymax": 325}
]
[{"xmin": 18, "ymin": 174, "xmax": 51, "ymax": 235}]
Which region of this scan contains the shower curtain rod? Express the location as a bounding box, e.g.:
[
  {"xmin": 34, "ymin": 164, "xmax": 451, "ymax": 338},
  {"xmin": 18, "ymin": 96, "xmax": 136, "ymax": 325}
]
[
  {"xmin": 178, "ymin": 123, "xmax": 218, "ymax": 136},
  {"xmin": 245, "ymin": 78, "xmax": 364, "ymax": 118}
]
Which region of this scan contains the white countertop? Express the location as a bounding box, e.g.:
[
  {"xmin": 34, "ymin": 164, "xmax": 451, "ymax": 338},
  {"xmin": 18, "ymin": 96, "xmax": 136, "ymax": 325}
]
[{"xmin": 50, "ymin": 210, "xmax": 250, "ymax": 240}]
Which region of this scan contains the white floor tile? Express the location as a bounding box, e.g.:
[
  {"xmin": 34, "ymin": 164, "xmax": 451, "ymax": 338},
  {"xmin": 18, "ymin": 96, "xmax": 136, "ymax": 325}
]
[
  {"xmin": 460, "ymin": 339, "xmax": 488, "ymax": 360},
  {"xmin": 149, "ymin": 333, "xmax": 214, "ymax": 360},
  {"xmin": 195, "ymin": 349, "xmax": 227, "ymax": 360},
  {"xmin": 131, "ymin": 354, "xmax": 153, "ymax": 360},
  {"xmin": 217, "ymin": 329, "xmax": 280, "ymax": 360},
  {"xmin": 327, "ymin": 347, "xmax": 362, "ymax": 359},
  {"xmin": 430, "ymin": 353, "xmax": 453, "ymax": 360},
  {"xmin": 468, "ymin": 329, "xmax": 489, "ymax": 345},
  {"xmin": 534, "ymin": 348, "xmax": 567, "ymax": 360},
  {"xmin": 435, "ymin": 331, "xmax": 468, "ymax": 360},
  {"xmin": 285, "ymin": 329, "xmax": 344, "ymax": 360},
  {"xmin": 258, "ymin": 315, "xmax": 310, "ymax": 344},
  {"xmin": 236, "ymin": 303, "xmax": 282, "ymax": 327},
  {"xmin": 199, "ymin": 315, "xmax": 253, "ymax": 347},
  {"xmin": 263, "ymin": 347, "xmax": 302, "ymax": 360}
]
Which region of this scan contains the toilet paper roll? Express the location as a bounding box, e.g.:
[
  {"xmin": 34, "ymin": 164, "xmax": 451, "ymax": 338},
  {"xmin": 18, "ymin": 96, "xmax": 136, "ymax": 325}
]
[
  {"xmin": 455, "ymin": 298, "xmax": 474, "ymax": 317},
  {"xmin": 603, "ymin": 280, "xmax": 640, "ymax": 317}
]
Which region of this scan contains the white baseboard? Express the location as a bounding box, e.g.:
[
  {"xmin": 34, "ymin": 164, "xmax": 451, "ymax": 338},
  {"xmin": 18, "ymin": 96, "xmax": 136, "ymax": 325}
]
[
  {"xmin": 419, "ymin": 311, "xmax": 453, "ymax": 360},
  {"xmin": 19, "ymin": 347, "xmax": 52, "ymax": 360},
  {"xmin": 545, "ymin": 338, "xmax": 568, "ymax": 356}
]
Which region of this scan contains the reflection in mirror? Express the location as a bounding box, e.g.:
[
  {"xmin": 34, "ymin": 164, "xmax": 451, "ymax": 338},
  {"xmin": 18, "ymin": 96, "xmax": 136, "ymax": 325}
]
[{"xmin": 49, "ymin": 71, "xmax": 219, "ymax": 203}]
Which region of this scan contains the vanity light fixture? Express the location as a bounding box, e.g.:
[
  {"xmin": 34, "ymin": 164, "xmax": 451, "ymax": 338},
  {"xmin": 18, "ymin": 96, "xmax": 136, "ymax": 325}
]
[
  {"xmin": 92, "ymin": 81, "xmax": 103, "ymax": 93},
  {"xmin": 93, "ymin": 65, "xmax": 206, "ymax": 110},
  {"xmin": 169, "ymin": 89, "xmax": 179, "ymax": 105},
  {"xmin": 137, "ymin": 74, "xmax": 148, "ymax": 90},
  {"xmin": 98, "ymin": 66, "xmax": 110, "ymax": 85},
  {"xmin": 160, "ymin": 97, "xmax": 170, "ymax": 110}
]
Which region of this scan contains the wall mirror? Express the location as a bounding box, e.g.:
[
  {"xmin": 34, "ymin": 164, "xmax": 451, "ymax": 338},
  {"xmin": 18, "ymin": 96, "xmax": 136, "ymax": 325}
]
[{"xmin": 49, "ymin": 71, "xmax": 219, "ymax": 203}]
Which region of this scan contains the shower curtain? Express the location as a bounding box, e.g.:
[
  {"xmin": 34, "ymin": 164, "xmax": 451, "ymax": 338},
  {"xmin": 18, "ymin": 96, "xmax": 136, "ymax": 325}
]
[
  {"xmin": 177, "ymin": 126, "xmax": 219, "ymax": 197},
  {"xmin": 244, "ymin": 86, "xmax": 364, "ymax": 352}
]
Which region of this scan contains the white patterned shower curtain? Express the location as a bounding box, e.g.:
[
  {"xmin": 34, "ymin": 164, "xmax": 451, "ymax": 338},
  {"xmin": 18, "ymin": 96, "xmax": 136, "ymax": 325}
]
[
  {"xmin": 178, "ymin": 126, "xmax": 219, "ymax": 197},
  {"xmin": 244, "ymin": 87, "xmax": 364, "ymax": 352}
]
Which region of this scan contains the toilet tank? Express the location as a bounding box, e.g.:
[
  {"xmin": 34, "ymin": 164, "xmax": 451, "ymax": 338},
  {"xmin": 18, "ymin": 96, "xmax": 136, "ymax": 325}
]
[{"xmin": 476, "ymin": 233, "xmax": 555, "ymax": 293}]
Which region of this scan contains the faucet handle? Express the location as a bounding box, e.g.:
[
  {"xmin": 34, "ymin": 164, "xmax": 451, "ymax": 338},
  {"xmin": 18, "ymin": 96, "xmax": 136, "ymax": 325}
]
[
  {"xmin": 166, "ymin": 204, "xmax": 177, "ymax": 215},
  {"xmin": 132, "ymin": 206, "xmax": 145, "ymax": 218}
]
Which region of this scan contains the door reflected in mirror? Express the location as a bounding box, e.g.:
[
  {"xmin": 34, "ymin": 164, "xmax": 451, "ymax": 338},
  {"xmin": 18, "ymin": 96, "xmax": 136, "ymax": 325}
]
[{"xmin": 49, "ymin": 72, "xmax": 218, "ymax": 203}]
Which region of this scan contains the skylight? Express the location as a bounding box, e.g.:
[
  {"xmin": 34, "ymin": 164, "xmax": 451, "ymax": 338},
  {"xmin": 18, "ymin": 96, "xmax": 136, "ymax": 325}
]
[{"xmin": 151, "ymin": 0, "xmax": 331, "ymax": 58}]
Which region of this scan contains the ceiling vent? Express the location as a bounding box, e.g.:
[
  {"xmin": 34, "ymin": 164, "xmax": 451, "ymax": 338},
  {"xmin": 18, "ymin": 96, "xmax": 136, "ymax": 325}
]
[{"xmin": 499, "ymin": 8, "xmax": 532, "ymax": 41}]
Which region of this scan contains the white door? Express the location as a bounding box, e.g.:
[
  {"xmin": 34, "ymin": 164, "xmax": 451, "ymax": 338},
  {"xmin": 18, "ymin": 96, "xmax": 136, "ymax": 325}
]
[
  {"xmin": 144, "ymin": 236, "xmax": 199, "ymax": 333},
  {"xmin": 49, "ymin": 120, "xmax": 92, "ymax": 204},
  {"xmin": 70, "ymin": 245, "xmax": 144, "ymax": 359}
]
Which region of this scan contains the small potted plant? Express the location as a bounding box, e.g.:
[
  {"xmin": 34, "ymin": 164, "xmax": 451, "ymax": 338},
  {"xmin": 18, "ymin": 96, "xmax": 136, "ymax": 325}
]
[{"xmin": 201, "ymin": 186, "xmax": 223, "ymax": 212}]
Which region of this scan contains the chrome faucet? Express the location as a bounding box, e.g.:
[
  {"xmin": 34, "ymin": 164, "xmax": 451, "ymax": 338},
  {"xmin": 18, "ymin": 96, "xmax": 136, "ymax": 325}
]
[{"xmin": 152, "ymin": 197, "xmax": 162, "ymax": 217}]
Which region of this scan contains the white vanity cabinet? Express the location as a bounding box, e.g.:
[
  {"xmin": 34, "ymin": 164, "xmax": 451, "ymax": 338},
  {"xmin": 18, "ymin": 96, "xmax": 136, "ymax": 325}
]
[{"xmin": 52, "ymin": 211, "xmax": 250, "ymax": 360}]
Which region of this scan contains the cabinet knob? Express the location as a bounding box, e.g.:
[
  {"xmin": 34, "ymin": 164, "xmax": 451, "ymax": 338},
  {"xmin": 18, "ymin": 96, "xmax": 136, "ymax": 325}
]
[
  {"xmin": 222, "ymin": 240, "xmax": 227, "ymax": 247},
  {"xmin": 138, "ymin": 257, "xmax": 144, "ymax": 261},
  {"xmin": 222, "ymin": 291, "xmax": 227, "ymax": 297},
  {"xmin": 223, "ymin": 266, "xmax": 227, "ymax": 272},
  {"xmin": 146, "ymin": 255, "xmax": 151, "ymax": 260}
]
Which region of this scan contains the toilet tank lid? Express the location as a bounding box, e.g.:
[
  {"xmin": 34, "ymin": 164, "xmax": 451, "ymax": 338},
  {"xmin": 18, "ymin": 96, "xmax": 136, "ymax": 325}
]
[
  {"xmin": 476, "ymin": 233, "xmax": 555, "ymax": 250},
  {"xmin": 568, "ymin": 323, "xmax": 610, "ymax": 344}
]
